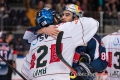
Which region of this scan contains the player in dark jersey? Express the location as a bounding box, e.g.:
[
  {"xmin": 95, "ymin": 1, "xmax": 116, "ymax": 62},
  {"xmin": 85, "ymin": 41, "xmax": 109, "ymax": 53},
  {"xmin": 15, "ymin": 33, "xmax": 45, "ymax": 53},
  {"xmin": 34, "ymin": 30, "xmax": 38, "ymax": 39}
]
[{"xmin": 0, "ymin": 32, "xmax": 13, "ymax": 80}]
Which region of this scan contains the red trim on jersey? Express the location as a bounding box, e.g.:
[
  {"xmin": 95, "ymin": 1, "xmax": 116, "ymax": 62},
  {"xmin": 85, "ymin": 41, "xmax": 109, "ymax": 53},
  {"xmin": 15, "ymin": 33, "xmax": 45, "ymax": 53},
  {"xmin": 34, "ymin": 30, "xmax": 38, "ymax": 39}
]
[
  {"xmin": 13, "ymin": 50, "xmax": 18, "ymax": 54},
  {"xmin": 73, "ymin": 52, "xmax": 80, "ymax": 63},
  {"xmin": 79, "ymin": 20, "xmax": 85, "ymax": 44},
  {"xmin": 108, "ymin": 52, "xmax": 112, "ymax": 67}
]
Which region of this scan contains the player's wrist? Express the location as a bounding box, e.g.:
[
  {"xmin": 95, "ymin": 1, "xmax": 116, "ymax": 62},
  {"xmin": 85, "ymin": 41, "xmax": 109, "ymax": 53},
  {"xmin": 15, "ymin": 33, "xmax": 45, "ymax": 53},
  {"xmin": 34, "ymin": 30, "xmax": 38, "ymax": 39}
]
[{"xmin": 36, "ymin": 27, "xmax": 48, "ymax": 34}]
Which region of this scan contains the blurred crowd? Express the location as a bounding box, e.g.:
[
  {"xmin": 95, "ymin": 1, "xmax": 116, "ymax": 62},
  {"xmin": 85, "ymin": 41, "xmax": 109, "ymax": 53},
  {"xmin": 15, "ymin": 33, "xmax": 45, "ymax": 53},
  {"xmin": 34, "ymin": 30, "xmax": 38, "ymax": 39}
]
[
  {"xmin": 0, "ymin": 0, "xmax": 120, "ymax": 30},
  {"xmin": 1, "ymin": 0, "xmax": 120, "ymax": 56}
]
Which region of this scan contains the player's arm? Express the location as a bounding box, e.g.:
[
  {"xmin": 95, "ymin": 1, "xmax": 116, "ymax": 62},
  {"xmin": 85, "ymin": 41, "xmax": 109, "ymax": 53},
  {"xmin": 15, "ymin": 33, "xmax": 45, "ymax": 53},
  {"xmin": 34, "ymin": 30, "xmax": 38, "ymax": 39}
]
[
  {"xmin": 70, "ymin": 17, "xmax": 99, "ymax": 47},
  {"xmin": 23, "ymin": 26, "xmax": 60, "ymax": 43},
  {"xmin": 89, "ymin": 34, "xmax": 108, "ymax": 72},
  {"xmin": 90, "ymin": 45, "xmax": 108, "ymax": 72},
  {"xmin": 72, "ymin": 34, "xmax": 108, "ymax": 77},
  {"xmin": 8, "ymin": 47, "xmax": 17, "ymax": 68},
  {"xmin": 75, "ymin": 34, "xmax": 108, "ymax": 73},
  {"xmin": 23, "ymin": 26, "xmax": 41, "ymax": 44}
]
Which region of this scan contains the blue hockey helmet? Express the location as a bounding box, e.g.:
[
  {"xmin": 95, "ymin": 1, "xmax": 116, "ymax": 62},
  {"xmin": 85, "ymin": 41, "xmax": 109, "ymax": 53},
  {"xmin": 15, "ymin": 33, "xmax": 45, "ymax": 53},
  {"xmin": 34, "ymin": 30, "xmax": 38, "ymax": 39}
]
[{"xmin": 36, "ymin": 8, "xmax": 55, "ymax": 27}]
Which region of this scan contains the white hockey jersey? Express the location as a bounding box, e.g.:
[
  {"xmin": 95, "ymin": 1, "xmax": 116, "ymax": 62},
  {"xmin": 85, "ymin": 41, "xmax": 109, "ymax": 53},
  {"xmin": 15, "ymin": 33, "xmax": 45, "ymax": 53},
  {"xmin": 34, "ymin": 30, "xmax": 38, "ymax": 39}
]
[
  {"xmin": 21, "ymin": 17, "xmax": 99, "ymax": 80},
  {"xmin": 102, "ymin": 32, "xmax": 120, "ymax": 80}
]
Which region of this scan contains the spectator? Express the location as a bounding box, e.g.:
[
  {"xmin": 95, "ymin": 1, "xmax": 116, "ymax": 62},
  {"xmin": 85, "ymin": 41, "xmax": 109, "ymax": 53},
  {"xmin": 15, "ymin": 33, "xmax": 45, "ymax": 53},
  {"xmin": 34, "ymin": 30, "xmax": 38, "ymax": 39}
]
[
  {"xmin": 36, "ymin": 0, "xmax": 44, "ymax": 11},
  {"xmin": 56, "ymin": 0, "xmax": 65, "ymax": 13},
  {"xmin": 9, "ymin": 9, "xmax": 18, "ymax": 26},
  {"xmin": 105, "ymin": 0, "xmax": 120, "ymax": 15},
  {"xmin": 23, "ymin": 0, "xmax": 38, "ymax": 27},
  {"xmin": 75, "ymin": 0, "xmax": 81, "ymax": 7},
  {"xmin": 0, "ymin": 0, "xmax": 10, "ymax": 29},
  {"xmin": 89, "ymin": 0, "xmax": 99, "ymax": 11},
  {"xmin": 81, "ymin": 0, "xmax": 92, "ymax": 16},
  {"xmin": 45, "ymin": 0, "xmax": 53, "ymax": 5},
  {"xmin": 15, "ymin": 37, "xmax": 24, "ymax": 57},
  {"xmin": 29, "ymin": 0, "xmax": 36, "ymax": 9},
  {"xmin": 0, "ymin": 0, "xmax": 10, "ymax": 15},
  {"xmin": 45, "ymin": 0, "xmax": 55, "ymax": 9},
  {"xmin": 81, "ymin": 0, "xmax": 91, "ymax": 12},
  {"xmin": 3, "ymin": 32, "xmax": 17, "ymax": 80},
  {"xmin": 105, "ymin": 0, "xmax": 120, "ymax": 25}
]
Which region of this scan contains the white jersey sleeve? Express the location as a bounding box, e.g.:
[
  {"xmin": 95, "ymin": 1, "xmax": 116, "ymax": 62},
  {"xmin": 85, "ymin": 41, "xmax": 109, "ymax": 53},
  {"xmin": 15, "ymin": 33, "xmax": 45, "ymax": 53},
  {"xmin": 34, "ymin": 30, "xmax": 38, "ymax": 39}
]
[
  {"xmin": 71, "ymin": 17, "xmax": 99, "ymax": 47},
  {"xmin": 21, "ymin": 53, "xmax": 31, "ymax": 79},
  {"xmin": 57, "ymin": 17, "xmax": 99, "ymax": 47},
  {"xmin": 102, "ymin": 32, "xmax": 120, "ymax": 80},
  {"xmin": 21, "ymin": 17, "xmax": 98, "ymax": 80},
  {"xmin": 23, "ymin": 29, "xmax": 38, "ymax": 43}
]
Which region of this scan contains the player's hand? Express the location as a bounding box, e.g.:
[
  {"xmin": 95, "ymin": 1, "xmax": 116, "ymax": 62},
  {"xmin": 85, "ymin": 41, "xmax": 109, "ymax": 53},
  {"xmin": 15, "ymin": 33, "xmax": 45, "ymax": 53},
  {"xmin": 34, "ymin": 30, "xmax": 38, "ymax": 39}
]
[
  {"xmin": 79, "ymin": 53, "xmax": 91, "ymax": 64},
  {"xmin": 40, "ymin": 26, "xmax": 60, "ymax": 38},
  {"xmin": 74, "ymin": 62, "xmax": 95, "ymax": 80}
]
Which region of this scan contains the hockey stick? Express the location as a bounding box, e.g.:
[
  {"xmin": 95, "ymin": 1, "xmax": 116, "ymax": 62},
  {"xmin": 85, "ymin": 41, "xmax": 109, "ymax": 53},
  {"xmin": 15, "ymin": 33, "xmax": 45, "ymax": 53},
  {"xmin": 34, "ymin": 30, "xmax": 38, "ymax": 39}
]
[
  {"xmin": 56, "ymin": 31, "xmax": 77, "ymax": 79},
  {"xmin": 0, "ymin": 55, "xmax": 27, "ymax": 80}
]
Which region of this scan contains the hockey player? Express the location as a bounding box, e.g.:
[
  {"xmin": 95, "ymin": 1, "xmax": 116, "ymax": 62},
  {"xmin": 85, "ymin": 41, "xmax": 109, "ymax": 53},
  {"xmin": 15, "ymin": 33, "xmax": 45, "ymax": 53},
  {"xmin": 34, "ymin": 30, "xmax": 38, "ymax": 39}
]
[
  {"xmin": 23, "ymin": 4, "xmax": 108, "ymax": 80},
  {"xmin": 0, "ymin": 31, "xmax": 16, "ymax": 80},
  {"xmin": 60, "ymin": 4, "xmax": 108, "ymax": 80},
  {"xmin": 101, "ymin": 30, "xmax": 120, "ymax": 80},
  {"xmin": 5, "ymin": 32, "xmax": 17, "ymax": 80},
  {"xmin": 21, "ymin": 7, "xmax": 98, "ymax": 80}
]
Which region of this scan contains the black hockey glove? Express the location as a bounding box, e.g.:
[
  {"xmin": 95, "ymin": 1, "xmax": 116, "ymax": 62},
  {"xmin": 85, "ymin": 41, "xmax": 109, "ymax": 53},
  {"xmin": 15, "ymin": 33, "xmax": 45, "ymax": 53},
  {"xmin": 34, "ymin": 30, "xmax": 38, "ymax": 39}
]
[
  {"xmin": 74, "ymin": 62, "xmax": 95, "ymax": 80},
  {"xmin": 79, "ymin": 53, "xmax": 91, "ymax": 64}
]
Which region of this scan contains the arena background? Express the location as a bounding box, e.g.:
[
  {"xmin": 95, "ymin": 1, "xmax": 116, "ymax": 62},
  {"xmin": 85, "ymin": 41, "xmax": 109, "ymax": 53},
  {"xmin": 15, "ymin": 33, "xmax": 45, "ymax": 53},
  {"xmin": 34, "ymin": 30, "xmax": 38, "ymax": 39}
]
[{"xmin": 0, "ymin": 0, "xmax": 120, "ymax": 80}]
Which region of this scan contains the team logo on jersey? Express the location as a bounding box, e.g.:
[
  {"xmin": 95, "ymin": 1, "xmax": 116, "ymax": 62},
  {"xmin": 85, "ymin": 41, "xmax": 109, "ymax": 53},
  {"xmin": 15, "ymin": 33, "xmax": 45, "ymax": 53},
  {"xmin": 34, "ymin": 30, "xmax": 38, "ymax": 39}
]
[
  {"xmin": 32, "ymin": 38, "xmax": 38, "ymax": 46},
  {"xmin": 49, "ymin": 43, "xmax": 63, "ymax": 63},
  {"xmin": 113, "ymin": 38, "xmax": 119, "ymax": 46},
  {"xmin": 39, "ymin": 34, "xmax": 49, "ymax": 42}
]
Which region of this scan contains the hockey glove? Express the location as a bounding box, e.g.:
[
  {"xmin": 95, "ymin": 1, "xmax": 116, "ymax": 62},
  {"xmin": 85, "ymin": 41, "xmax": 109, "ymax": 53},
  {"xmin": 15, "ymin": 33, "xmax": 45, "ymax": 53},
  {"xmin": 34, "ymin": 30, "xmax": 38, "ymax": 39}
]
[
  {"xmin": 74, "ymin": 62, "xmax": 95, "ymax": 80},
  {"xmin": 79, "ymin": 53, "xmax": 91, "ymax": 64}
]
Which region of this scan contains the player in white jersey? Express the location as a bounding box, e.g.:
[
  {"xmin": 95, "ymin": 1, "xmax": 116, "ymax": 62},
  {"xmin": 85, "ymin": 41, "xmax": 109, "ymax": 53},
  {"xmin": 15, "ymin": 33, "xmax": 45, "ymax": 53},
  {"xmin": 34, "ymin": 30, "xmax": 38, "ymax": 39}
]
[
  {"xmin": 21, "ymin": 8, "xmax": 99, "ymax": 80},
  {"xmin": 102, "ymin": 31, "xmax": 120, "ymax": 80},
  {"xmin": 23, "ymin": 4, "xmax": 107, "ymax": 80}
]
